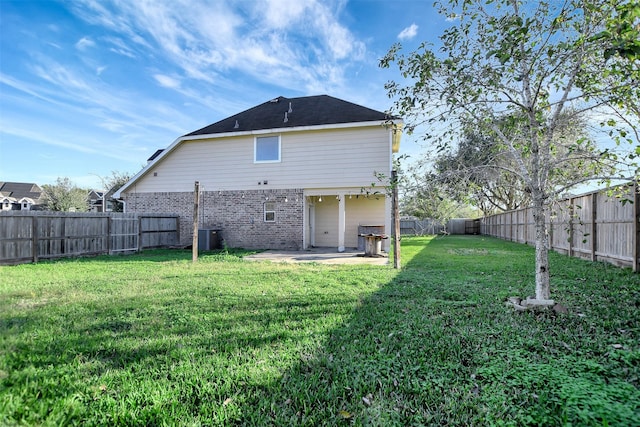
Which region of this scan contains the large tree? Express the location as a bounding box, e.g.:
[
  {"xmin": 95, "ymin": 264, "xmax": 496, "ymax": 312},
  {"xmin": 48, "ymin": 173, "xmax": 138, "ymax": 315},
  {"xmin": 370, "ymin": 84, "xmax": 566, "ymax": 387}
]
[
  {"xmin": 42, "ymin": 177, "xmax": 89, "ymax": 212},
  {"xmin": 433, "ymin": 128, "xmax": 531, "ymax": 215},
  {"xmin": 433, "ymin": 111, "xmax": 600, "ymax": 215},
  {"xmin": 400, "ymin": 168, "xmax": 479, "ymax": 222},
  {"xmin": 381, "ymin": 0, "xmax": 639, "ymax": 304}
]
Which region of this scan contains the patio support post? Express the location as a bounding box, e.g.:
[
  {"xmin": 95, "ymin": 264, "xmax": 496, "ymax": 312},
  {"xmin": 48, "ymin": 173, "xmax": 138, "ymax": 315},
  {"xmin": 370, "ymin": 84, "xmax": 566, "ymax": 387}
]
[{"xmin": 338, "ymin": 193, "xmax": 345, "ymax": 252}]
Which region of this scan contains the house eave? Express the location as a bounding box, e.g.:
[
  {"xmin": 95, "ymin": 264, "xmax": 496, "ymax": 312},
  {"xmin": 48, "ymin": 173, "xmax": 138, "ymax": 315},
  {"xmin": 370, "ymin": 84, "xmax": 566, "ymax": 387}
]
[{"xmin": 184, "ymin": 119, "xmax": 402, "ymax": 140}]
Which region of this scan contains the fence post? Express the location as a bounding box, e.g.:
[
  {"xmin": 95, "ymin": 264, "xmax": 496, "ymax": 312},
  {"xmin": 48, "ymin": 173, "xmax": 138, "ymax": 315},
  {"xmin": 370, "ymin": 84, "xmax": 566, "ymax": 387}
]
[
  {"xmin": 509, "ymin": 211, "xmax": 515, "ymax": 242},
  {"xmin": 61, "ymin": 216, "xmax": 66, "ymax": 255},
  {"xmin": 634, "ymin": 182, "xmax": 639, "ymax": 272},
  {"xmin": 174, "ymin": 215, "xmax": 180, "ymax": 246},
  {"xmin": 524, "ymin": 208, "xmax": 528, "ymax": 244},
  {"xmin": 31, "ymin": 215, "xmax": 38, "ymax": 263},
  {"xmin": 107, "ymin": 215, "xmax": 112, "ymax": 255},
  {"xmin": 591, "ymin": 192, "xmax": 597, "ymax": 262},
  {"xmin": 137, "ymin": 215, "xmax": 143, "ymax": 252},
  {"xmin": 568, "ymin": 198, "xmax": 574, "ymax": 258}
]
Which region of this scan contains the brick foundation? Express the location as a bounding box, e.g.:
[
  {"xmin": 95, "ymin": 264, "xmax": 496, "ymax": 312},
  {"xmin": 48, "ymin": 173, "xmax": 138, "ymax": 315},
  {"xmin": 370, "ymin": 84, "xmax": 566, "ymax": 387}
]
[{"xmin": 123, "ymin": 189, "xmax": 304, "ymax": 250}]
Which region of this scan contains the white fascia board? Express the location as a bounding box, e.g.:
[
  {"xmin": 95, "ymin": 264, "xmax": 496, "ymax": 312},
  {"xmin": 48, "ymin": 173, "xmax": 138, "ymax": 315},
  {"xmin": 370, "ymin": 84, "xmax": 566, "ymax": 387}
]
[{"xmin": 183, "ymin": 119, "xmax": 401, "ymax": 141}]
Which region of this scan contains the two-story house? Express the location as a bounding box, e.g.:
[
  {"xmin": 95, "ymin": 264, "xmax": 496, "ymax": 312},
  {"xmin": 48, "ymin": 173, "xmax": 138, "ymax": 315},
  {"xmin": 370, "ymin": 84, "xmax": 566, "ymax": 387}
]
[
  {"xmin": 114, "ymin": 95, "xmax": 402, "ymax": 251},
  {"xmin": 0, "ymin": 182, "xmax": 44, "ymax": 211}
]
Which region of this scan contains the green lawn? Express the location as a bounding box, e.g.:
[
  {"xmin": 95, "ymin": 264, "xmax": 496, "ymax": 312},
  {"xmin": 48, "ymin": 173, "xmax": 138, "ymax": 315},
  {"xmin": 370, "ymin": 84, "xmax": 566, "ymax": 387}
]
[{"xmin": 1, "ymin": 236, "xmax": 638, "ymax": 426}]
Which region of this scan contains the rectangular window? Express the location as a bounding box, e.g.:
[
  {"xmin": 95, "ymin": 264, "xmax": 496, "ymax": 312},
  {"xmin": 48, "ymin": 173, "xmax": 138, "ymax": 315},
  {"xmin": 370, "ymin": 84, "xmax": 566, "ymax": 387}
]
[
  {"xmin": 255, "ymin": 136, "xmax": 280, "ymax": 162},
  {"xmin": 264, "ymin": 201, "xmax": 276, "ymax": 222}
]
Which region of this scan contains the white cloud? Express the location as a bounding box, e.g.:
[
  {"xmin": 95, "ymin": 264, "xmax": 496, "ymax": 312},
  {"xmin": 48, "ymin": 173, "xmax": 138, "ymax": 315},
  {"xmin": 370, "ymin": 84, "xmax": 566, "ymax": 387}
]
[
  {"xmin": 397, "ymin": 23, "xmax": 418, "ymax": 40},
  {"xmin": 69, "ymin": 0, "xmax": 366, "ymax": 95},
  {"xmin": 75, "ymin": 36, "xmax": 95, "ymax": 50},
  {"xmin": 154, "ymin": 74, "xmax": 181, "ymax": 89},
  {"xmin": 104, "ymin": 37, "xmax": 137, "ymax": 58},
  {"xmin": 32, "ymin": 63, "xmax": 90, "ymax": 91},
  {"xmin": 312, "ymin": 3, "xmax": 365, "ymax": 61},
  {"xmin": 9, "ymin": 56, "xmax": 190, "ymax": 142},
  {"xmin": 1, "ymin": 123, "xmax": 119, "ymax": 158}
]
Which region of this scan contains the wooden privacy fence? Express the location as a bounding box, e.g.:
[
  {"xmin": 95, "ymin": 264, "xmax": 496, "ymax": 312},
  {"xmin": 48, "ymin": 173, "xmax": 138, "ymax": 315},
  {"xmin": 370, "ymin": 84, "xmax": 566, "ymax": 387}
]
[
  {"xmin": 400, "ymin": 218, "xmax": 480, "ymax": 236},
  {"xmin": 481, "ymin": 183, "xmax": 640, "ymax": 271},
  {"xmin": 0, "ymin": 212, "xmax": 179, "ymax": 265},
  {"xmin": 400, "ymin": 219, "xmax": 445, "ymax": 236}
]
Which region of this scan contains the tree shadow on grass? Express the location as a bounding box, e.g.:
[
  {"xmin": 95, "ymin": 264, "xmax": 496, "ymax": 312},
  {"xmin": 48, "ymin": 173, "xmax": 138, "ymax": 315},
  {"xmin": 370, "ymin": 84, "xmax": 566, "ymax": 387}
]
[
  {"xmin": 236, "ymin": 238, "xmax": 490, "ymax": 425},
  {"xmin": 236, "ymin": 236, "xmax": 640, "ymax": 426}
]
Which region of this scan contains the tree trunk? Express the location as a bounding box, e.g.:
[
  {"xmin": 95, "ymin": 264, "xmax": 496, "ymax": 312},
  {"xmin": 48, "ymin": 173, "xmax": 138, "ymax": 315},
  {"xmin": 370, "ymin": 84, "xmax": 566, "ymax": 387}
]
[{"xmin": 532, "ymin": 196, "xmax": 551, "ymax": 300}]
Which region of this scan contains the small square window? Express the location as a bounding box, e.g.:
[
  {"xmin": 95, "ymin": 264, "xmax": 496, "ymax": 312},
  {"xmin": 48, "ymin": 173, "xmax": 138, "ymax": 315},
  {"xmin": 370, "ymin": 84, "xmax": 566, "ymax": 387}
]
[
  {"xmin": 255, "ymin": 136, "xmax": 280, "ymax": 162},
  {"xmin": 264, "ymin": 201, "xmax": 276, "ymax": 222}
]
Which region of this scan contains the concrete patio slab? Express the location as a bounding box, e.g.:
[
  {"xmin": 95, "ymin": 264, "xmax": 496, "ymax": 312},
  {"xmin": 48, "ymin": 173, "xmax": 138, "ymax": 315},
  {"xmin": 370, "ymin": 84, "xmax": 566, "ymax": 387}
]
[{"xmin": 244, "ymin": 248, "xmax": 389, "ymax": 265}]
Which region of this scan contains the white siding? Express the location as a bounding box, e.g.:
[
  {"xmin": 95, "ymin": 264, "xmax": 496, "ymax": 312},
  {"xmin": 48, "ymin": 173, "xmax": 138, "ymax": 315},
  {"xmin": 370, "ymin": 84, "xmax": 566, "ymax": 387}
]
[
  {"xmin": 127, "ymin": 126, "xmax": 390, "ymax": 193},
  {"xmin": 344, "ymin": 196, "xmax": 386, "ymax": 248}
]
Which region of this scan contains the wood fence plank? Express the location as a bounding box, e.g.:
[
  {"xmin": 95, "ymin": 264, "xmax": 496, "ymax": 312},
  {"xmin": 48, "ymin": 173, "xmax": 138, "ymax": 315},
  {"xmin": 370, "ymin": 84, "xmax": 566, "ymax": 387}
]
[
  {"xmin": 480, "ymin": 183, "xmax": 636, "ymax": 271},
  {"xmin": 1, "ymin": 212, "xmax": 179, "ymax": 265}
]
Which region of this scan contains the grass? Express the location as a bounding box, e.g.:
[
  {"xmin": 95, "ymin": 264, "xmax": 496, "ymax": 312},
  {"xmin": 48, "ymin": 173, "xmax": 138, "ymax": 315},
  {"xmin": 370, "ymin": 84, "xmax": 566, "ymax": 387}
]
[{"xmin": 1, "ymin": 236, "xmax": 638, "ymax": 426}]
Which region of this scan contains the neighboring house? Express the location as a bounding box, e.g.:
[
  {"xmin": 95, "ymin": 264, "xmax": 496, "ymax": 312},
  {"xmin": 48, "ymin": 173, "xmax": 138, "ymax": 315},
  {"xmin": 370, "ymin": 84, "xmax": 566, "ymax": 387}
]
[
  {"xmin": 114, "ymin": 95, "xmax": 402, "ymax": 251},
  {"xmin": 88, "ymin": 187, "xmax": 124, "ymax": 212},
  {"xmin": 0, "ymin": 182, "xmax": 44, "ymax": 211},
  {"xmin": 88, "ymin": 190, "xmax": 106, "ymax": 212}
]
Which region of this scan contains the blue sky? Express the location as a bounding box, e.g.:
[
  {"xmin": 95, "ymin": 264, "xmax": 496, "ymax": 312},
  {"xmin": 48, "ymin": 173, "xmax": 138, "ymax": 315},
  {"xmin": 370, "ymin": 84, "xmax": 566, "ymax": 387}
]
[{"xmin": 0, "ymin": 0, "xmax": 447, "ymax": 189}]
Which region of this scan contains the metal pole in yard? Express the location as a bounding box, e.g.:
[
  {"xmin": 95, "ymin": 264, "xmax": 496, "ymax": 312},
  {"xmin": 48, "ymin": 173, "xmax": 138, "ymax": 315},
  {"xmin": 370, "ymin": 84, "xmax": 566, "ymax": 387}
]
[{"xmin": 192, "ymin": 181, "xmax": 200, "ymax": 262}]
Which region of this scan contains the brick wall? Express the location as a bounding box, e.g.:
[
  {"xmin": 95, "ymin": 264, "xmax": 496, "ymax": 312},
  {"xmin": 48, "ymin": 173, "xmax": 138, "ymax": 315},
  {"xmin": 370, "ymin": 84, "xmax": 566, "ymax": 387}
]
[{"xmin": 123, "ymin": 189, "xmax": 304, "ymax": 250}]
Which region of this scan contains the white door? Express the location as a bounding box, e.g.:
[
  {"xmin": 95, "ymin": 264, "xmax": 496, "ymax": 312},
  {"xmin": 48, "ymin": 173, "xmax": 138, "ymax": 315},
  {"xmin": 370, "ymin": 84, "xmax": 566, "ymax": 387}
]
[{"xmin": 313, "ymin": 197, "xmax": 339, "ymax": 247}]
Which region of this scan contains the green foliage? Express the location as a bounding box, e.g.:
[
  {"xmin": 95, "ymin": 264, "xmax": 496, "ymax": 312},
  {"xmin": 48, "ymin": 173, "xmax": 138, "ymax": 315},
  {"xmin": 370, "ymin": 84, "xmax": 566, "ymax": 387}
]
[
  {"xmin": 400, "ymin": 166, "xmax": 480, "ymax": 220},
  {"xmin": 430, "ymin": 111, "xmax": 607, "ymax": 215},
  {"xmin": 590, "ymin": 1, "xmax": 640, "ymax": 61},
  {"xmin": 381, "ymin": 0, "xmax": 638, "ymax": 193},
  {"xmin": 1, "ymin": 238, "xmax": 638, "ymax": 425},
  {"xmin": 41, "ymin": 177, "xmax": 89, "ymax": 212},
  {"xmin": 381, "ymin": 0, "xmax": 640, "ymax": 300}
]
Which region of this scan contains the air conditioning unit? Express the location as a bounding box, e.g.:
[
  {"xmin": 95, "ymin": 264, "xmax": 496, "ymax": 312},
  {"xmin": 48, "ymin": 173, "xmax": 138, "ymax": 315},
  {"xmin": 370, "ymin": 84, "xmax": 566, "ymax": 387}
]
[{"xmin": 198, "ymin": 229, "xmax": 221, "ymax": 250}]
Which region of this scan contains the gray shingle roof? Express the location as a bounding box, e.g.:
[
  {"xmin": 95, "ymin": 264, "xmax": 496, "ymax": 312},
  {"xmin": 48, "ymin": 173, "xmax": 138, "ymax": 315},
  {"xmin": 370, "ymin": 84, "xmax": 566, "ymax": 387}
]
[
  {"xmin": 185, "ymin": 95, "xmax": 393, "ymax": 137},
  {"xmin": 0, "ymin": 182, "xmax": 42, "ymax": 201}
]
